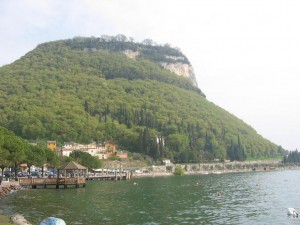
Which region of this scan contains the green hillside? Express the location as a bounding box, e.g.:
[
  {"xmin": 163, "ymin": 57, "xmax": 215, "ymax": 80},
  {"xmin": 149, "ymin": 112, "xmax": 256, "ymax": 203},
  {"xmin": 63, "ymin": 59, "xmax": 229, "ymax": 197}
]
[{"xmin": 0, "ymin": 36, "xmax": 284, "ymax": 163}]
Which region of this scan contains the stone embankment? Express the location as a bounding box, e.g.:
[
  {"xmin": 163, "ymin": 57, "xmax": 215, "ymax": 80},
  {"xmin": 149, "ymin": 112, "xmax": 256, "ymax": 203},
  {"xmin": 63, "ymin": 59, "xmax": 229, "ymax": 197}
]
[
  {"xmin": 0, "ymin": 183, "xmax": 32, "ymax": 225},
  {"xmin": 0, "ymin": 183, "xmax": 22, "ymax": 198}
]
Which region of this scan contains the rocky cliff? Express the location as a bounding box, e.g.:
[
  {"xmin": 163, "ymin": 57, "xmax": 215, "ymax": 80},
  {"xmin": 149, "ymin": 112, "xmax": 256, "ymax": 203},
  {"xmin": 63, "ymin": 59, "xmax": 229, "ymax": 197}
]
[
  {"xmin": 123, "ymin": 50, "xmax": 198, "ymax": 87},
  {"xmin": 160, "ymin": 62, "xmax": 198, "ymax": 87}
]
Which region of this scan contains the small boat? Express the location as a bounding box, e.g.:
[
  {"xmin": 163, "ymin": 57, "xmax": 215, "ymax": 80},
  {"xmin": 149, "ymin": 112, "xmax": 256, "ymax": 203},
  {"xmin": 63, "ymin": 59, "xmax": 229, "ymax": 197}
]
[{"xmin": 287, "ymin": 208, "xmax": 298, "ymax": 217}]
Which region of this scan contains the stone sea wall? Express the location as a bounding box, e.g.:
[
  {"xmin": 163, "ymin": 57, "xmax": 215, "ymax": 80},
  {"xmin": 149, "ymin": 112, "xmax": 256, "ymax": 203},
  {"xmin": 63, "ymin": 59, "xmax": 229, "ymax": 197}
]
[
  {"xmin": 0, "ymin": 183, "xmax": 32, "ymax": 225},
  {"xmin": 0, "ymin": 184, "xmax": 21, "ymax": 198}
]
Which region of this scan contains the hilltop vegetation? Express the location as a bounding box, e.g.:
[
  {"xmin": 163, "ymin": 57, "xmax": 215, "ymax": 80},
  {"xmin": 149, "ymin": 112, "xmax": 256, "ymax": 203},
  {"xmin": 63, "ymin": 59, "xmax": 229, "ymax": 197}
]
[{"xmin": 0, "ymin": 36, "xmax": 284, "ymax": 163}]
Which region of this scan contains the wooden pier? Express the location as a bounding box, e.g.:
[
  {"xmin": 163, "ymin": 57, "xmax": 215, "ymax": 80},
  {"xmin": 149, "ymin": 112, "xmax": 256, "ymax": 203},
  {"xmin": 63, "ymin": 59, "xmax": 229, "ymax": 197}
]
[
  {"xmin": 19, "ymin": 172, "xmax": 131, "ymax": 189},
  {"xmin": 19, "ymin": 177, "xmax": 86, "ymax": 189},
  {"xmin": 86, "ymin": 172, "xmax": 131, "ymax": 181}
]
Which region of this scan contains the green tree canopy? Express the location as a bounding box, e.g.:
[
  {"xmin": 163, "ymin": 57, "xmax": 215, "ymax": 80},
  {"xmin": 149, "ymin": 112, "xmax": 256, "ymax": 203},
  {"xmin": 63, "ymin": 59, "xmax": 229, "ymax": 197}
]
[{"xmin": 69, "ymin": 150, "xmax": 102, "ymax": 170}]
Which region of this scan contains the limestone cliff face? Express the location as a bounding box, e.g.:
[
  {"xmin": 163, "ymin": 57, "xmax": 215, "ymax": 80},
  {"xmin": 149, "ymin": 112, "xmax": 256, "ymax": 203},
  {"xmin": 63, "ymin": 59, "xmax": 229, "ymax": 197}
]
[
  {"xmin": 123, "ymin": 51, "xmax": 198, "ymax": 87},
  {"xmin": 160, "ymin": 62, "xmax": 198, "ymax": 87}
]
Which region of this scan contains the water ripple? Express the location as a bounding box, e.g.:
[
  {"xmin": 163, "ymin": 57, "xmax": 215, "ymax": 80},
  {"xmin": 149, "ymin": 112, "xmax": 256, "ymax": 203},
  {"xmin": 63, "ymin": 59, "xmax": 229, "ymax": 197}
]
[{"xmin": 1, "ymin": 170, "xmax": 300, "ymax": 224}]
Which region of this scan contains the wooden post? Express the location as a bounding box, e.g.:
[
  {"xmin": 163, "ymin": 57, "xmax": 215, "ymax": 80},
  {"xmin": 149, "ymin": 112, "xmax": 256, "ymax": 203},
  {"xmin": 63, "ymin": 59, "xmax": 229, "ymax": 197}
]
[
  {"xmin": 64, "ymin": 170, "xmax": 66, "ymax": 188},
  {"xmin": 76, "ymin": 176, "xmax": 79, "ymax": 188}
]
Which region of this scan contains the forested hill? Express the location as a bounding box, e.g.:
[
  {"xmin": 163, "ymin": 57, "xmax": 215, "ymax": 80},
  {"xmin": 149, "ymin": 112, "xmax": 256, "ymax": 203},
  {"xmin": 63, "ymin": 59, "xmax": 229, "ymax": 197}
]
[
  {"xmin": 0, "ymin": 36, "xmax": 284, "ymax": 163},
  {"xmin": 19, "ymin": 35, "xmax": 203, "ymax": 96}
]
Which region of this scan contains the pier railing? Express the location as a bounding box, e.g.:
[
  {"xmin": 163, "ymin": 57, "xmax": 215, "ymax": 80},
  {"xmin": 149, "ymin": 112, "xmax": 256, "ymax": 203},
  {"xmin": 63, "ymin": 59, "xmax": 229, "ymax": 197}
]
[
  {"xmin": 86, "ymin": 172, "xmax": 131, "ymax": 180},
  {"xmin": 19, "ymin": 177, "xmax": 86, "ymax": 188}
]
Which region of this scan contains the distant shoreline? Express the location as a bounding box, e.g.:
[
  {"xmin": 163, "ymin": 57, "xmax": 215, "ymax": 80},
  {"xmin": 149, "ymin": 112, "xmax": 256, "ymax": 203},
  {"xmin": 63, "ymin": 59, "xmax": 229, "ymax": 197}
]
[{"xmin": 132, "ymin": 166, "xmax": 298, "ymax": 178}]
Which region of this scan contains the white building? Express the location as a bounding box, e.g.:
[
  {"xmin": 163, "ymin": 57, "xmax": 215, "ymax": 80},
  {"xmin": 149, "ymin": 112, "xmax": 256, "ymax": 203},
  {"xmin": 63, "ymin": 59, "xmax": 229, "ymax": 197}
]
[
  {"xmin": 162, "ymin": 159, "xmax": 172, "ymax": 165},
  {"xmin": 60, "ymin": 142, "xmax": 105, "ymax": 157}
]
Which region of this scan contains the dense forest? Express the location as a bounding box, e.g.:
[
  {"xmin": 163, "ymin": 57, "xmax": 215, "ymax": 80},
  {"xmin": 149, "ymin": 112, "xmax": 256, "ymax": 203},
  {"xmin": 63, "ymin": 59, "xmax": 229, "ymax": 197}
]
[
  {"xmin": 0, "ymin": 35, "xmax": 285, "ymax": 163},
  {"xmin": 283, "ymin": 150, "xmax": 300, "ymax": 164}
]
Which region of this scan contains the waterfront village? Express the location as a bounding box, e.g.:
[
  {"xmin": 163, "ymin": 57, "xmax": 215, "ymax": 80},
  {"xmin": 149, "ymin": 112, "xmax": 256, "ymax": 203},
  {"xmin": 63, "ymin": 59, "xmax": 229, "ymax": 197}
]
[
  {"xmin": 11, "ymin": 140, "xmax": 175, "ymax": 179},
  {"xmin": 46, "ymin": 140, "xmax": 128, "ymax": 160},
  {"xmin": 45, "ymin": 140, "xmax": 176, "ymax": 176},
  {"xmin": 4, "ymin": 139, "xmax": 285, "ymax": 183},
  {"xmin": 16, "ymin": 139, "xmax": 282, "ymax": 178}
]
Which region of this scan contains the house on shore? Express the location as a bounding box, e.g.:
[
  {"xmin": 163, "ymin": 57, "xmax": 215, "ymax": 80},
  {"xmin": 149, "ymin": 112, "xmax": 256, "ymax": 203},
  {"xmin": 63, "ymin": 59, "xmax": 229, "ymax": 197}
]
[
  {"xmin": 162, "ymin": 159, "xmax": 172, "ymax": 166},
  {"xmin": 54, "ymin": 141, "xmax": 128, "ymax": 160},
  {"xmin": 47, "ymin": 141, "xmax": 57, "ymax": 150},
  {"xmin": 104, "ymin": 141, "xmax": 128, "ymax": 159}
]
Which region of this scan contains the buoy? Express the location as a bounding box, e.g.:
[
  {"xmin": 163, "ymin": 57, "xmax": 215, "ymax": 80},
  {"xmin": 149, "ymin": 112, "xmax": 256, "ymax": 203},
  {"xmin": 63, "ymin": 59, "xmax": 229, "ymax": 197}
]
[{"xmin": 39, "ymin": 217, "xmax": 66, "ymax": 225}]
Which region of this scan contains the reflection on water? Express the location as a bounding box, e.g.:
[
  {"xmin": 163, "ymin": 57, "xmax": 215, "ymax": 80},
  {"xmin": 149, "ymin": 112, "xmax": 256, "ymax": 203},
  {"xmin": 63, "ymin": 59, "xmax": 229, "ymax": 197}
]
[{"xmin": 1, "ymin": 170, "xmax": 300, "ymax": 224}]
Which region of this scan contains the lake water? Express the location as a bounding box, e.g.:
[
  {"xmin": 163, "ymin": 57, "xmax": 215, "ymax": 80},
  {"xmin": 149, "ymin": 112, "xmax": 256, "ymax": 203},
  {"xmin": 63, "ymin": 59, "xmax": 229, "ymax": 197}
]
[{"xmin": 1, "ymin": 170, "xmax": 300, "ymax": 225}]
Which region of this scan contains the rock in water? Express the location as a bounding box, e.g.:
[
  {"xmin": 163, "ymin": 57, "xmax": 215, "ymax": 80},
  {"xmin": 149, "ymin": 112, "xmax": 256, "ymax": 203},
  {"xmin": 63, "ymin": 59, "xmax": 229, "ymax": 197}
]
[
  {"xmin": 11, "ymin": 214, "xmax": 32, "ymax": 225},
  {"xmin": 39, "ymin": 217, "xmax": 66, "ymax": 225}
]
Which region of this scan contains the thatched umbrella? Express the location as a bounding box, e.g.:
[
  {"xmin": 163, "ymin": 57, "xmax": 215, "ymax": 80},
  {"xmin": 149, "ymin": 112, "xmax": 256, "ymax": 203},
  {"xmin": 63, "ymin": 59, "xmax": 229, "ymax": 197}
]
[
  {"xmin": 56, "ymin": 161, "xmax": 87, "ymax": 188},
  {"xmin": 57, "ymin": 161, "xmax": 87, "ymax": 177}
]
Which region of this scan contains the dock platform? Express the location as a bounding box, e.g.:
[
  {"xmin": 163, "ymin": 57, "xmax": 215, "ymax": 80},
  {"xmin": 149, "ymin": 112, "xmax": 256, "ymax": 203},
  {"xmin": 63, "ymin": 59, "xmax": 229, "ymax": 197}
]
[
  {"xmin": 19, "ymin": 177, "xmax": 86, "ymax": 189},
  {"xmin": 86, "ymin": 172, "xmax": 131, "ymax": 181}
]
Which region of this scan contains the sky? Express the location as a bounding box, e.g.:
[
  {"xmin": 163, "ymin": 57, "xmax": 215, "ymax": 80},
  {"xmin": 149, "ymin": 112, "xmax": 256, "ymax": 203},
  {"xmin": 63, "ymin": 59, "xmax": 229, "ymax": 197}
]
[{"xmin": 1, "ymin": 0, "xmax": 300, "ymax": 150}]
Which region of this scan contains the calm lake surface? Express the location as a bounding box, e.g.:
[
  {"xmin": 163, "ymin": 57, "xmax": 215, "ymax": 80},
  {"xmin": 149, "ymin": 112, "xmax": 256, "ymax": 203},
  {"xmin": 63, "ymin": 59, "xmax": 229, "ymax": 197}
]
[{"xmin": 1, "ymin": 170, "xmax": 300, "ymax": 225}]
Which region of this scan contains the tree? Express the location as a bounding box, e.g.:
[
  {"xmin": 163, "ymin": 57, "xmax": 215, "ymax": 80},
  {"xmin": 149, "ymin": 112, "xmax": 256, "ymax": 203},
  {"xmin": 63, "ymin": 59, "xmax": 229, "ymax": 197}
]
[
  {"xmin": 45, "ymin": 148, "xmax": 60, "ymax": 172},
  {"xmin": 4, "ymin": 135, "xmax": 27, "ymax": 180},
  {"xmin": 227, "ymin": 136, "xmax": 246, "ymax": 161},
  {"xmin": 166, "ymin": 133, "xmax": 189, "ymax": 153},
  {"xmin": 27, "ymin": 145, "xmax": 46, "ymax": 174},
  {"xmin": 115, "ymin": 34, "xmax": 127, "ymax": 42},
  {"xmin": 177, "ymin": 151, "xmax": 189, "ymax": 163},
  {"xmin": 0, "ymin": 128, "xmax": 12, "ymax": 177},
  {"xmin": 142, "ymin": 39, "xmax": 154, "ymax": 46},
  {"xmin": 284, "ymin": 149, "xmax": 300, "ymax": 164},
  {"xmin": 69, "ymin": 151, "xmax": 102, "ymax": 171},
  {"xmin": 0, "ymin": 148, "xmax": 11, "ymax": 178},
  {"xmin": 24, "ymin": 145, "xmax": 35, "ymax": 174}
]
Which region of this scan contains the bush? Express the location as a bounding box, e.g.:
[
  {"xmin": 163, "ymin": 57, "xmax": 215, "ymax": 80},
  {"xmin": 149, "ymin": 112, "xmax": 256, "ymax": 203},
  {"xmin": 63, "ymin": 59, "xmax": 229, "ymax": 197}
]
[{"xmin": 174, "ymin": 167, "xmax": 185, "ymax": 176}]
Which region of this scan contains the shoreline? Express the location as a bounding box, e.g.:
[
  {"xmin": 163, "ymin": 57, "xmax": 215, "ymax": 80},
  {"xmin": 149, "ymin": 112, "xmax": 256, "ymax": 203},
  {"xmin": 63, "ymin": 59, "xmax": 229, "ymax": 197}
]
[
  {"xmin": 132, "ymin": 166, "xmax": 291, "ymax": 178},
  {"xmin": 0, "ymin": 181, "xmax": 22, "ymax": 198},
  {"xmin": 0, "ymin": 181, "xmax": 32, "ymax": 225}
]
